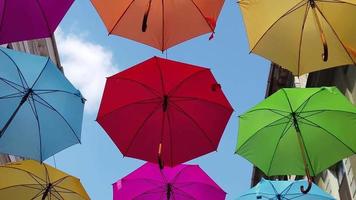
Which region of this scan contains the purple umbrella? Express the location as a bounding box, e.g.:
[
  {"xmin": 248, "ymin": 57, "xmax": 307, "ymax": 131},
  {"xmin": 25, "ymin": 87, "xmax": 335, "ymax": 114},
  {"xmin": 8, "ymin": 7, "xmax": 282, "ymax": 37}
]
[
  {"xmin": 0, "ymin": 0, "xmax": 74, "ymax": 44},
  {"xmin": 113, "ymin": 163, "xmax": 226, "ymax": 200}
]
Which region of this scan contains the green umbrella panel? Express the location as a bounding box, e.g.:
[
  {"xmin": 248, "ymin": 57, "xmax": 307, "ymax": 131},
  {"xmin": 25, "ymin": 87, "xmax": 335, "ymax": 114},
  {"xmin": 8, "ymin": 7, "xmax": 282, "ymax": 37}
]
[{"xmin": 236, "ymin": 87, "xmax": 356, "ymax": 193}]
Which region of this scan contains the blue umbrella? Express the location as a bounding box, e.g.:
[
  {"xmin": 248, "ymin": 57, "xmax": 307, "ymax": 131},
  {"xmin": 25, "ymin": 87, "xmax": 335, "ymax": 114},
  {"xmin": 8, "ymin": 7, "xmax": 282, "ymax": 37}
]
[
  {"xmin": 238, "ymin": 178, "xmax": 335, "ymax": 200},
  {"xmin": 0, "ymin": 47, "xmax": 85, "ymax": 162}
]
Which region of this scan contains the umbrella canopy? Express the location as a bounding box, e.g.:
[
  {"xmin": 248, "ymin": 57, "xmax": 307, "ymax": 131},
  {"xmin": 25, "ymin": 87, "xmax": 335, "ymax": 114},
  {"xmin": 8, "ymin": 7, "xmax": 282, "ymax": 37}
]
[
  {"xmin": 239, "ymin": 0, "xmax": 356, "ymax": 76},
  {"xmin": 91, "ymin": 0, "xmax": 224, "ymax": 51},
  {"xmin": 113, "ymin": 162, "xmax": 226, "ymax": 200},
  {"xmin": 236, "ymin": 87, "xmax": 356, "ymax": 191},
  {"xmin": 0, "ymin": 160, "xmax": 90, "ymax": 200},
  {"xmin": 97, "ymin": 57, "xmax": 233, "ymax": 167},
  {"xmin": 238, "ymin": 178, "xmax": 334, "ymax": 200},
  {"xmin": 0, "ymin": 0, "xmax": 74, "ymax": 44},
  {"xmin": 0, "ymin": 47, "xmax": 85, "ymax": 162}
]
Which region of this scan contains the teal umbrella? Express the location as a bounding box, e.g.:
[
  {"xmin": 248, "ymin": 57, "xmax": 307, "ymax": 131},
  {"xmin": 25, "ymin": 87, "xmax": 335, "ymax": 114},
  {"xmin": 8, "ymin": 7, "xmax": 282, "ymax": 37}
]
[
  {"xmin": 0, "ymin": 47, "xmax": 85, "ymax": 162},
  {"xmin": 238, "ymin": 178, "xmax": 335, "ymax": 200},
  {"xmin": 236, "ymin": 87, "xmax": 356, "ymax": 193}
]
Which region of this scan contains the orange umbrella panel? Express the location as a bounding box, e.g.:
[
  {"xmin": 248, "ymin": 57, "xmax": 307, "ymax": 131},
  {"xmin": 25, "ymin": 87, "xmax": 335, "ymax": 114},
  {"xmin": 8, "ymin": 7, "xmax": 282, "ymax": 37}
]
[{"xmin": 91, "ymin": 0, "xmax": 225, "ymax": 51}]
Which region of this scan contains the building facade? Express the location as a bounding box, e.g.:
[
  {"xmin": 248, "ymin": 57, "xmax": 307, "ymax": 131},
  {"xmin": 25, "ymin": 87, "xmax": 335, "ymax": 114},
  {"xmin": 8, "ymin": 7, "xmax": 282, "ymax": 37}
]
[
  {"xmin": 251, "ymin": 63, "xmax": 356, "ymax": 200},
  {"xmin": 0, "ymin": 36, "xmax": 62, "ymax": 165}
]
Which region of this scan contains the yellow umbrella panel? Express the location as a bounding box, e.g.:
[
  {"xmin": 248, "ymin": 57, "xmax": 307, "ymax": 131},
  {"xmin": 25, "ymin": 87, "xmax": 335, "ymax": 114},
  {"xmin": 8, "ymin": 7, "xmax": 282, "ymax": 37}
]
[
  {"xmin": 0, "ymin": 160, "xmax": 90, "ymax": 200},
  {"xmin": 239, "ymin": 0, "xmax": 356, "ymax": 76}
]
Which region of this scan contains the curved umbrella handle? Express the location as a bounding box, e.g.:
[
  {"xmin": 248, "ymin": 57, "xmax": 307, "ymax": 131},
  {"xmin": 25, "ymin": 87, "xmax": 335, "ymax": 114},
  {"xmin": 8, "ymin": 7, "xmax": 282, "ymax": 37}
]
[{"xmin": 300, "ymin": 178, "xmax": 312, "ymax": 194}]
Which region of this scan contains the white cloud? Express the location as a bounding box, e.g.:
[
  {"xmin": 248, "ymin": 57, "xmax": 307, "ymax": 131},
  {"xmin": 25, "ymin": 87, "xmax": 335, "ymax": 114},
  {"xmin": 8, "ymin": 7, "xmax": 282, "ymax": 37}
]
[{"xmin": 55, "ymin": 29, "xmax": 118, "ymax": 114}]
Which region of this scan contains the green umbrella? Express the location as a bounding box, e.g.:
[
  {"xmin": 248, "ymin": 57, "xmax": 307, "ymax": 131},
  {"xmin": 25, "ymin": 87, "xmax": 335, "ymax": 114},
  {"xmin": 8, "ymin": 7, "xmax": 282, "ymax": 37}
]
[{"xmin": 236, "ymin": 87, "xmax": 356, "ymax": 193}]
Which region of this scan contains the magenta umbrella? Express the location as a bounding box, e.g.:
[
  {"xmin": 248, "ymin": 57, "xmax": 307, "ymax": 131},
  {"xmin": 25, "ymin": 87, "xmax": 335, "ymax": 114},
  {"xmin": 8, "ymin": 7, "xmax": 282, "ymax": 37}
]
[
  {"xmin": 113, "ymin": 163, "xmax": 226, "ymax": 200},
  {"xmin": 0, "ymin": 0, "xmax": 74, "ymax": 44}
]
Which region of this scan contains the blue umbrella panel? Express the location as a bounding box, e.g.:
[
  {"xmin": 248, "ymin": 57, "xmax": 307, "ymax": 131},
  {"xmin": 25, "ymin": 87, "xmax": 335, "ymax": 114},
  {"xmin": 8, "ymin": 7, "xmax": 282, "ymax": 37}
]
[
  {"xmin": 0, "ymin": 47, "xmax": 85, "ymax": 162},
  {"xmin": 238, "ymin": 178, "xmax": 335, "ymax": 200}
]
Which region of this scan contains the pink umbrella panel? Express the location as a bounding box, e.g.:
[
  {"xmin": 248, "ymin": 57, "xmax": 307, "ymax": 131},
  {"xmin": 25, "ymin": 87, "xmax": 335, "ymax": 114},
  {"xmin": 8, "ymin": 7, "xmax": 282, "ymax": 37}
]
[{"xmin": 113, "ymin": 162, "xmax": 226, "ymax": 200}]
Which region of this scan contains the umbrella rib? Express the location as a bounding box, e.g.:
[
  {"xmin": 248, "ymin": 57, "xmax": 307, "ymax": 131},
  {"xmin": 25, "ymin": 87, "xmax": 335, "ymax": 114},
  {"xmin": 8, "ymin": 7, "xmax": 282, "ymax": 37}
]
[
  {"xmin": 0, "ymin": 92, "xmax": 25, "ymax": 99},
  {"xmin": 155, "ymin": 57, "xmax": 166, "ymax": 94},
  {"xmin": 249, "ymin": 0, "xmax": 307, "ymax": 53},
  {"xmin": 266, "ymin": 120, "xmax": 293, "ymax": 175},
  {"xmin": 32, "ymin": 94, "xmax": 81, "ymax": 143},
  {"xmin": 51, "ymin": 187, "xmax": 66, "ymax": 200},
  {"xmin": 172, "ymin": 187, "xmax": 198, "ymax": 200},
  {"xmin": 168, "ymin": 69, "xmax": 208, "ymax": 96},
  {"xmin": 170, "ymin": 102, "xmax": 216, "ymax": 150},
  {"xmin": 34, "ymin": 0, "xmax": 52, "ymax": 33},
  {"xmin": 170, "ymin": 96, "xmax": 233, "ymax": 111},
  {"xmin": 280, "ymin": 181, "xmax": 295, "ymax": 196},
  {"xmin": 0, "ymin": 48, "xmax": 29, "ymax": 88},
  {"xmin": 316, "ymin": 0, "xmax": 356, "ymax": 6},
  {"xmin": 123, "ymin": 178, "xmax": 163, "ymax": 186},
  {"xmin": 107, "ymin": 0, "xmax": 135, "ymax": 34},
  {"xmin": 295, "ymin": 89, "xmax": 325, "ymax": 113},
  {"xmin": 245, "ymin": 108, "xmax": 290, "ymax": 117},
  {"xmin": 236, "ymin": 115, "xmax": 290, "ymax": 152},
  {"xmin": 301, "ymin": 109, "xmax": 356, "ymax": 115},
  {"xmin": 131, "ymin": 186, "xmax": 166, "ymax": 200},
  {"xmin": 30, "ymin": 57, "xmax": 50, "ymax": 89},
  {"xmin": 315, "ymin": 4, "xmax": 356, "ymax": 65},
  {"xmin": 115, "ymin": 76, "xmax": 161, "ymax": 97},
  {"xmin": 0, "ymin": 77, "xmax": 26, "ymax": 91},
  {"xmin": 0, "ymin": 0, "xmax": 6, "ymax": 35},
  {"xmin": 33, "ymin": 89, "xmax": 82, "ymax": 98},
  {"xmin": 124, "ymin": 103, "xmax": 162, "ymax": 155},
  {"xmin": 297, "ymin": 3, "xmax": 310, "ymax": 75},
  {"xmin": 188, "ymin": 0, "xmax": 214, "ymax": 33},
  {"xmin": 31, "ymin": 188, "xmax": 47, "ymax": 200},
  {"xmin": 52, "ymin": 176, "xmax": 71, "ymax": 187},
  {"xmin": 28, "ymin": 96, "xmax": 43, "ymax": 161},
  {"xmin": 298, "ymin": 115, "xmax": 355, "ymax": 153},
  {"xmin": 281, "ymin": 89, "xmax": 294, "ymax": 112},
  {"xmin": 96, "ymin": 98, "xmax": 161, "ymax": 121},
  {"xmin": 171, "ymin": 166, "xmax": 192, "ymax": 184},
  {"xmin": 174, "ymin": 181, "xmax": 224, "ymax": 192}
]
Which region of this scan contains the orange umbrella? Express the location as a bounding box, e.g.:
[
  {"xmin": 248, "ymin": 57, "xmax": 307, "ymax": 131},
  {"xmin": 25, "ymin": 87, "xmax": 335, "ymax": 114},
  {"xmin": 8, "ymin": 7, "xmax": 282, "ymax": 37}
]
[{"xmin": 91, "ymin": 0, "xmax": 224, "ymax": 51}]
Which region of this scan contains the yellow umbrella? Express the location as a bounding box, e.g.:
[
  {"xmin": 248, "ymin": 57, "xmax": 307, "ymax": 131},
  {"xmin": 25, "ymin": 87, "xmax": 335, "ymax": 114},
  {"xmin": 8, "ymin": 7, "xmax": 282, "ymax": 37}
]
[
  {"xmin": 0, "ymin": 160, "xmax": 90, "ymax": 200},
  {"xmin": 239, "ymin": 0, "xmax": 356, "ymax": 76}
]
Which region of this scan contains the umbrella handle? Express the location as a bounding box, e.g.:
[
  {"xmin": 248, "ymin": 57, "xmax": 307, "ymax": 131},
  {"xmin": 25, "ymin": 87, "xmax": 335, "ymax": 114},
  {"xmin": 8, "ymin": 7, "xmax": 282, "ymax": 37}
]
[
  {"xmin": 300, "ymin": 178, "xmax": 312, "ymax": 194},
  {"xmin": 158, "ymin": 155, "xmax": 164, "ymax": 170},
  {"xmin": 322, "ymin": 42, "xmax": 328, "ymax": 62},
  {"xmin": 142, "ymin": 0, "xmax": 153, "ymax": 32}
]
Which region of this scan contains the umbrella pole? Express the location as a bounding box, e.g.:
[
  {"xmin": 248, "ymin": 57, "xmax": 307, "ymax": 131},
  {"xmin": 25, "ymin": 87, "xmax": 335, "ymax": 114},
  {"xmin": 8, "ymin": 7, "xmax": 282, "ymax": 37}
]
[
  {"xmin": 310, "ymin": 0, "xmax": 328, "ymax": 62},
  {"xmin": 292, "ymin": 113, "xmax": 313, "ymax": 194},
  {"xmin": 0, "ymin": 89, "xmax": 32, "ymax": 137},
  {"xmin": 166, "ymin": 183, "xmax": 172, "ymax": 200}
]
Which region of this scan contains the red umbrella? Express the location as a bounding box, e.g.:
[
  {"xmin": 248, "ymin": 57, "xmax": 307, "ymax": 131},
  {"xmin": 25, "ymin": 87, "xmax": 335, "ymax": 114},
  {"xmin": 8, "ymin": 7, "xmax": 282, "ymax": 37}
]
[{"xmin": 97, "ymin": 57, "xmax": 233, "ymax": 167}]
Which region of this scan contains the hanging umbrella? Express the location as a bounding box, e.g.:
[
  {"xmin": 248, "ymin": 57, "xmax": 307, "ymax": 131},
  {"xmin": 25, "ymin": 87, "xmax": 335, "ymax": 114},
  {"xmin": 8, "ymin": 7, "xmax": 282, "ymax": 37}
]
[
  {"xmin": 0, "ymin": 0, "xmax": 74, "ymax": 44},
  {"xmin": 239, "ymin": 0, "xmax": 356, "ymax": 76},
  {"xmin": 113, "ymin": 162, "xmax": 226, "ymax": 200},
  {"xmin": 0, "ymin": 47, "xmax": 85, "ymax": 162},
  {"xmin": 236, "ymin": 87, "xmax": 356, "ymax": 193},
  {"xmin": 0, "ymin": 160, "xmax": 90, "ymax": 200},
  {"xmin": 91, "ymin": 0, "xmax": 224, "ymax": 51},
  {"xmin": 238, "ymin": 178, "xmax": 334, "ymax": 200},
  {"xmin": 97, "ymin": 57, "xmax": 233, "ymax": 167}
]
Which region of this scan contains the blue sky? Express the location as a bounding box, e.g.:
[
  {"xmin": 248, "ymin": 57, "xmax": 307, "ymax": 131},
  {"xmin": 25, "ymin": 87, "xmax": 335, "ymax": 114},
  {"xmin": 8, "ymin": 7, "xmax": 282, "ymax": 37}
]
[{"xmin": 46, "ymin": 1, "xmax": 270, "ymax": 199}]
